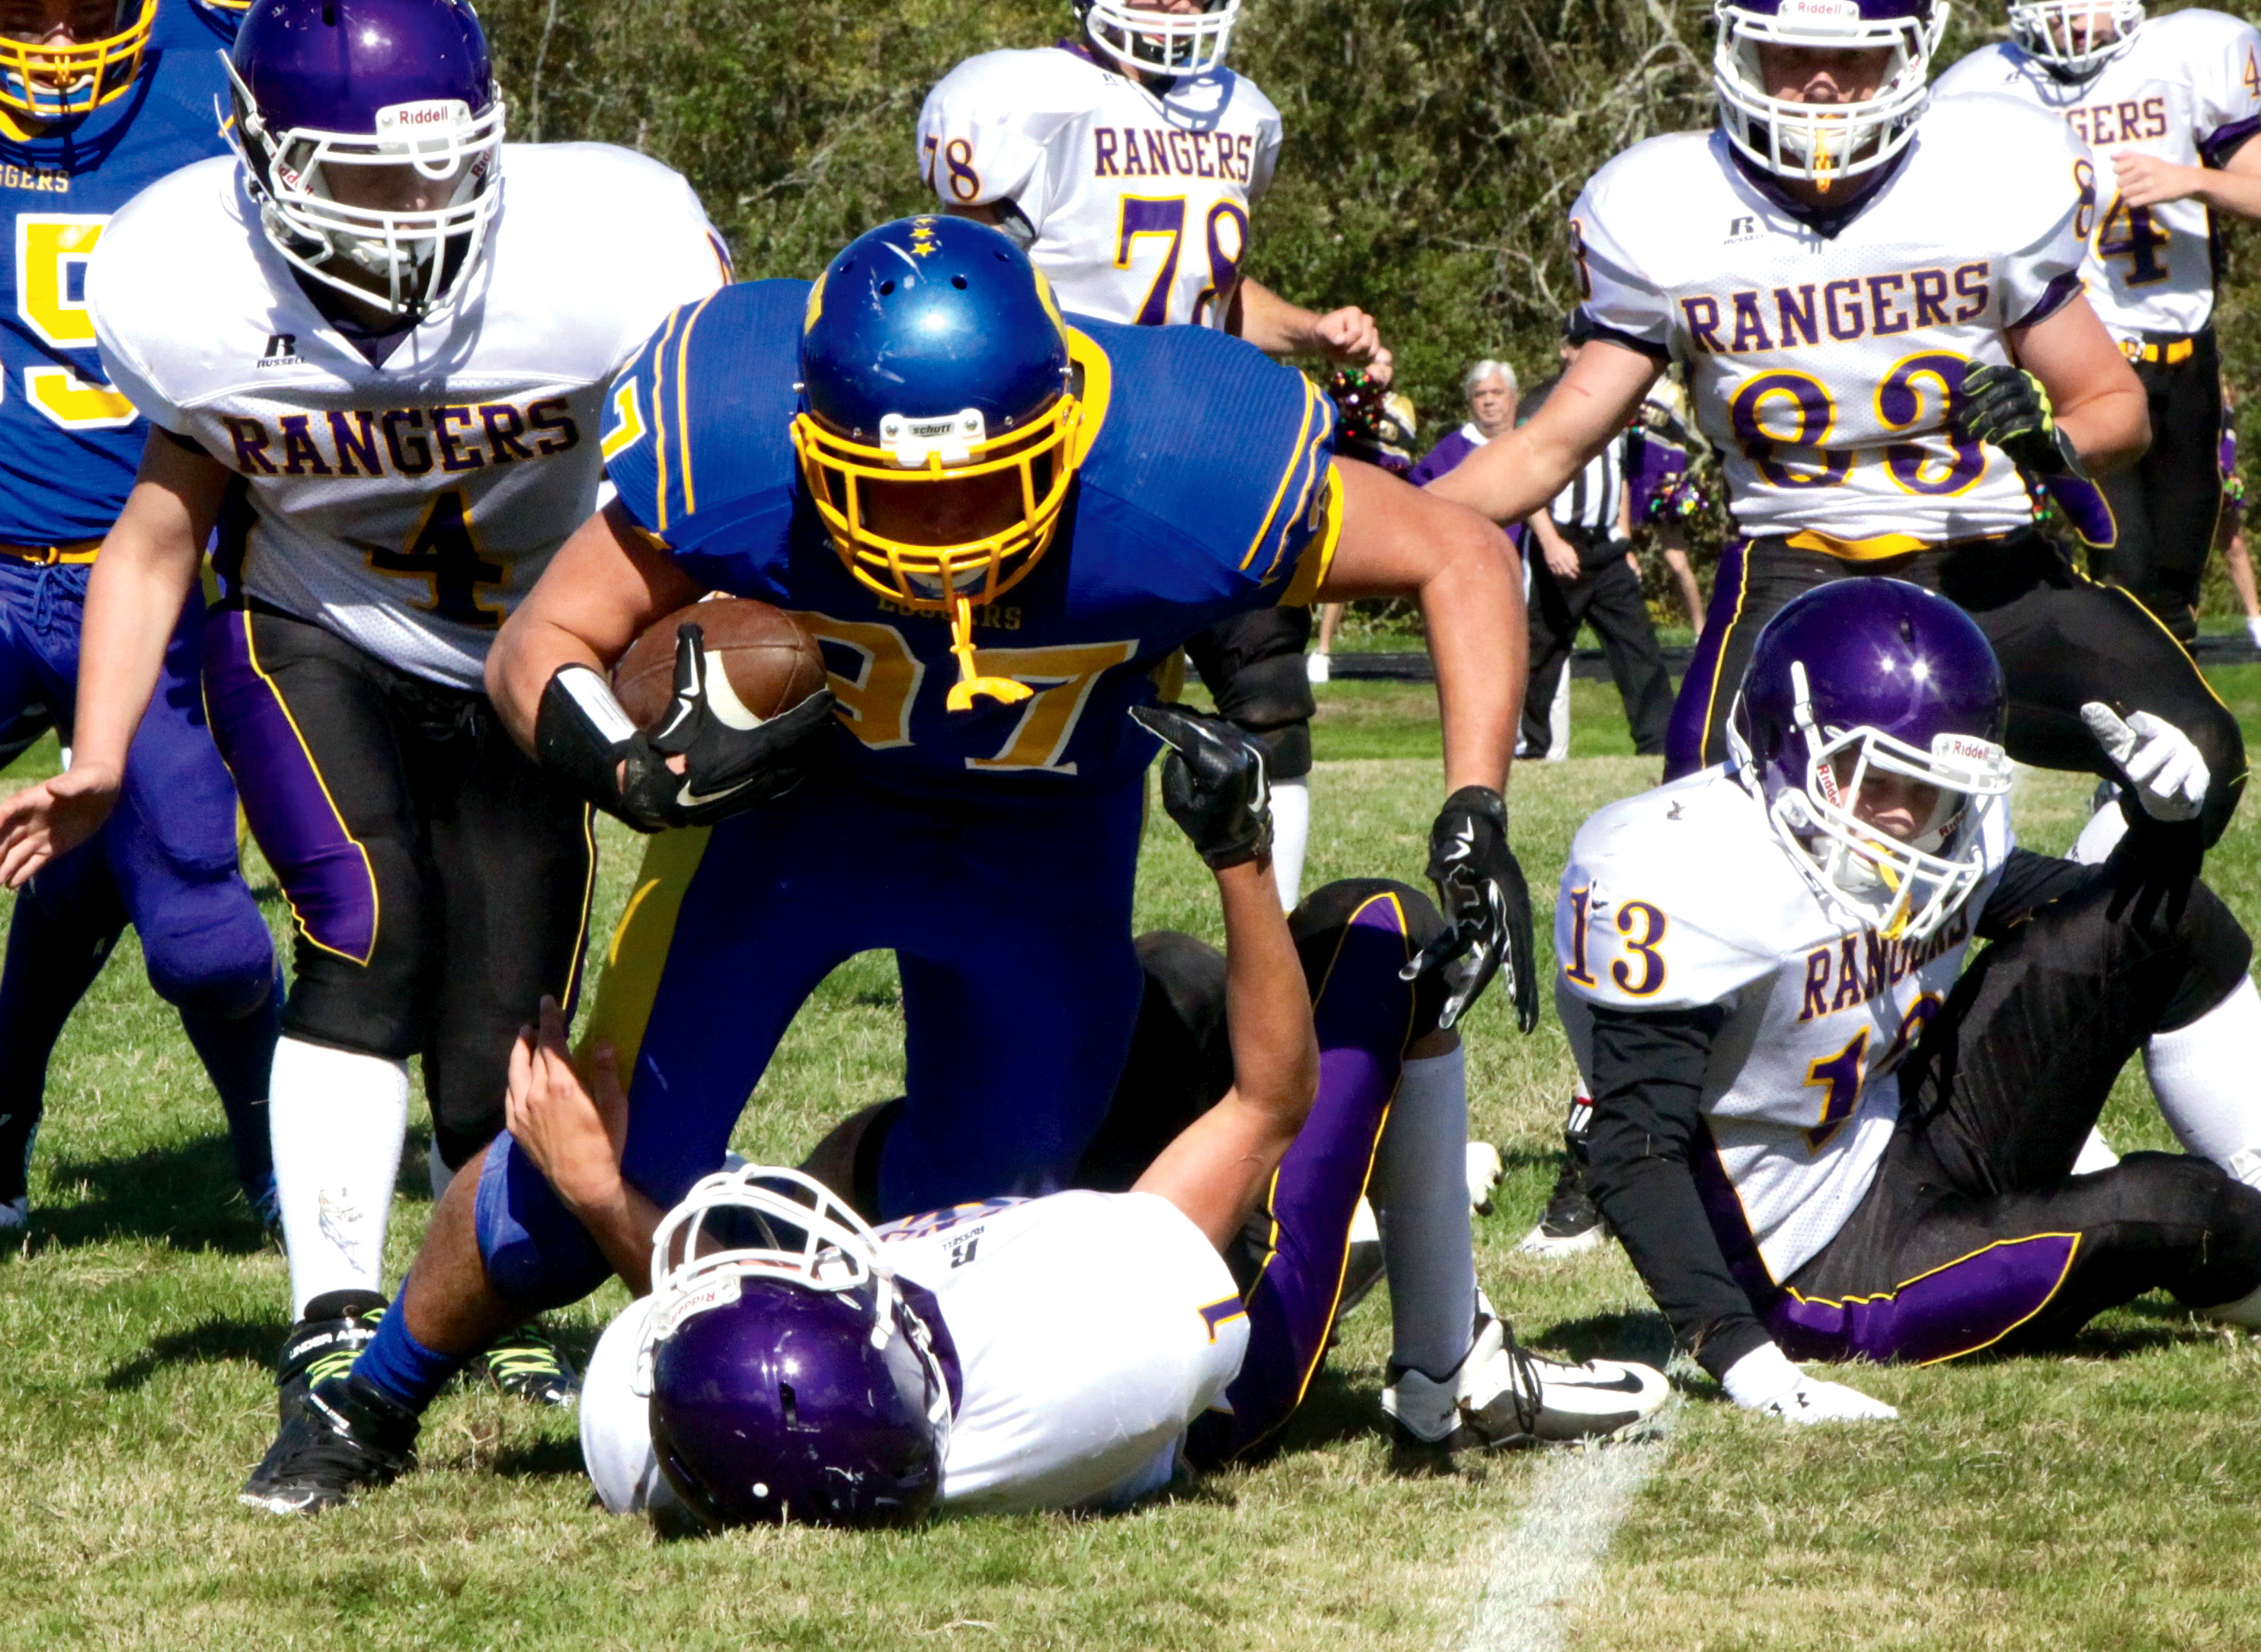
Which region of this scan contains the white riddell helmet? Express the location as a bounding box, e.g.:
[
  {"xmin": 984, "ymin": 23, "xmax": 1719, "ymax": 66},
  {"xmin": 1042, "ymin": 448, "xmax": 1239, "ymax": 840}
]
[
  {"xmin": 1713, "ymin": 0, "xmax": 1949, "ymax": 191},
  {"xmin": 1076, "ymin": 0, "xmax": 1240, "ymax": 78},
  {"xmin": 2007, "ymin": 0, "xmax": 2144, "ymax": 77}
]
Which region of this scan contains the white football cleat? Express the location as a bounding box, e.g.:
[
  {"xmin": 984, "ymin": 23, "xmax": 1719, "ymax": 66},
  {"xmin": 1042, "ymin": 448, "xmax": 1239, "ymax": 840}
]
[
  {"xmin": 1466, "ymin": 1142, "xmax": 1502, "ymax": 1214},
  {"xmin": 1517, "ymin": 1151, "xmax": 1609, "ymax": 1257},
  {"xmin": 1382, "ymin": 1295, "xmax": 1668, "ymax": 1449}
]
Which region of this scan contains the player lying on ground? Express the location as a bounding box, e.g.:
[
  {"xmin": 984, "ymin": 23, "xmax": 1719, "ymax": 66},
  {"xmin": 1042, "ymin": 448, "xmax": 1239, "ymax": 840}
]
[
  {"xmin": 1556, "ymin": 580, "xmax": 2261, "ymax": 1421},
  {"xmin": 244, "ymin": 704, "xmax": 1665, "ymax": 1516},
  {"xmin": 0, "ymin": 0, "xmax": 731, "ymax": 1403},
  {"xmin": 1425, "ymin": 0, "xmax": 2248, "ymax": 848}
]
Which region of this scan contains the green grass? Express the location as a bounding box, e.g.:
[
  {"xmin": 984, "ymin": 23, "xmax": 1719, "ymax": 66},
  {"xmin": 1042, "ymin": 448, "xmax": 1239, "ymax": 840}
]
[{"xmin": 2, "ymin": 676, "xmax": 2258, "ymax": 1648}]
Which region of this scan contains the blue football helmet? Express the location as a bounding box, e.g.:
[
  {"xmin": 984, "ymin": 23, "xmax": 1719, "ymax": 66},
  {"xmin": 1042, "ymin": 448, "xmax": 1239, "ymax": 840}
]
[
  {"xmin": 1712, "ymin": 0, "xmax": 1946, "ymax": 192},
  {"xmin": 791, "ymin": 216, "xmax": 1085, "ymax": 710},
  {"xmin": 227, "ymin": 0, "xmax": 505, "ymax": 321},
  {"xmin": 637, "ymin": 1167, "xmax": 952, "ymax": 1530},
  {"xmin": 0, "ymin": 0, "xmax": 156, "ymax": 121},
  {"xmin": 1729, "ymin": 580, "xmax": 2011, "ymax": 941}
]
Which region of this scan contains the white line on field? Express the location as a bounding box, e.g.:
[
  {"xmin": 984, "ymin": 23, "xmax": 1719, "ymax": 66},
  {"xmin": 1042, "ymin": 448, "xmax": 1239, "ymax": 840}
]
[{"xmin": 1458, "ymin": 1414, "xmax": 1674, "ymax": 1652}]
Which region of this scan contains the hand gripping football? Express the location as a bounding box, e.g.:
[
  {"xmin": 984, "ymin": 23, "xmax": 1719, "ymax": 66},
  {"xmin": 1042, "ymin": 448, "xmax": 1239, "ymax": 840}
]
[{"xmin": 612, "ymin": 598, "xmax": 828, "ymax": 731}]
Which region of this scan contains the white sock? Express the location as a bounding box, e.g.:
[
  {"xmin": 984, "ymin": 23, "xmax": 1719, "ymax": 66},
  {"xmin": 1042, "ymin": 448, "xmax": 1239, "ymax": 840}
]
[
  {"xmin": 2144, "ymin": 976, "xmax": 2261, "ymax": 1190},
  {"xmin": 1368, "ymin": 1044, "xmax": 1477, "ymax": 1379},
  {"xmin": 269, "ymin": 1037, "xmax": 410, "ymax": 1318},
  {"xmin": 2069, "ymin": 792, "xmax": 2130, "ymax": 865},
  {"xmin": 1548, "ymin": 666, "xmax": 1572, "ymax": 762},
  {"xmin": 1269, "ymin": 777, "xmax": 1310, "ymax": 912},
  {"xmin": 427, "ymin": 1136, "xmax": 456, "ymax": 1203}
]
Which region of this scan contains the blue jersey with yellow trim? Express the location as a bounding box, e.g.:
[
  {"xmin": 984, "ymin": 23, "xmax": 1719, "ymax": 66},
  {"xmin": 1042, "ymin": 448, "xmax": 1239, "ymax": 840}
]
[
  {"xmin": 0, "ymin": 2, "xmax": 231, "ymax": 545},
  {"xmin": 601, "ymin": 278, "xmax": 1337, "ymax": 794}
]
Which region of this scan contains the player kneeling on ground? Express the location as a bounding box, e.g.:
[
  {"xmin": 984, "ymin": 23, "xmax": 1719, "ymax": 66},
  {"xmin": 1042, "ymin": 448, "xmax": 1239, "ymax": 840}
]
[
  {"xmin": 247, "ymin": 705, "xmax": 1663, "ymax": 1515},
  {"xmin": 1558, "ymin": 580, "xmax": 2261, "ymax": 1421}
]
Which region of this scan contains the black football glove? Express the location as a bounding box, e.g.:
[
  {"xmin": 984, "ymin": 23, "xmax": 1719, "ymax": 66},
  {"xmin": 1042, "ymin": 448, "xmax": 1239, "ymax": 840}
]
[
  {"xmin": 1953, "ymin": 364, "xmax": 2083, "ymax": 478},
  {"xmin": 1400, "ymin": 785, "xmax": 1538, "ymax": 1033},
  {"xmin": 536, "ymin": 625, "xmax": 837, "ymax": 832},
  {"xmin": 1131, "ymin": 701, "xmax": 1272, "ymax": 871}
]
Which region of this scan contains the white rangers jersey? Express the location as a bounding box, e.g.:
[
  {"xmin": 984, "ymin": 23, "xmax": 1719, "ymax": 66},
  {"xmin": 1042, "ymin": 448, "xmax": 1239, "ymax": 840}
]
[
  {"xmin": 916, "ymin": 46, "xmax": 1281, "ymax": 328},
  {"xmin": 1570, "ymin": 96, "xmax": 2090, "ymax": 555},
  {"xmin": 1553, "ymin": 767, "xmax": 2011, "ymax": 1284},
  {"xmin": 88, "ymin": 145, "xmax": 729, "ymax": 690},
  {"xmin": 1934, "ymin": 11, "xmax": 2261, "ymax": 343},
  {"xmin": 580, "ymin": 1190, "xmax": 1248, "ymax": 1520}
]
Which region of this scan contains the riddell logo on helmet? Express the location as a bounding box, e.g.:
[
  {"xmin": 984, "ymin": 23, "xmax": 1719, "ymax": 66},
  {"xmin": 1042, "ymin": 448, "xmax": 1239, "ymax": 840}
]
[
  {"xmin": 374, "ymin": 100, "xmax": 472, "ymax": 136},
  {"xmin": 1777, "ymin": 0, "xmax": 1863, "ymax": 20},
  {"xmin": 654, "ymin": 1273, "xmax": 741, "ymax": 1341}
]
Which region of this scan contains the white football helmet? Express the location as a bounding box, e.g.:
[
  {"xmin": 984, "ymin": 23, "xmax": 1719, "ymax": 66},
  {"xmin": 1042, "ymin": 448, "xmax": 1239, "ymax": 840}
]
[
  {"xmin": 1713, "ymin": 0, "xmax": 1949, "ymax": 191},
  {"xmin": 2007, "ymin": 0, "xmax": 2144, "ymax": 77},
  {"xmin": 1076, "ymin": 0, "xmax": 1240, "ymax": 78}
]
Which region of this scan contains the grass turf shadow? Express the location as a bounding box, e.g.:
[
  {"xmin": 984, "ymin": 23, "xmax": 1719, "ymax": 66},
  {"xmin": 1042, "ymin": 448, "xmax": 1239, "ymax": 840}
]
[
  {"xmin": 33, "ymin": 1136, "xmax": 275, "ymax": 1256},
  {"xmin": 104, "ymin": 1313, "xmax": 284, "ymax": 1391}
]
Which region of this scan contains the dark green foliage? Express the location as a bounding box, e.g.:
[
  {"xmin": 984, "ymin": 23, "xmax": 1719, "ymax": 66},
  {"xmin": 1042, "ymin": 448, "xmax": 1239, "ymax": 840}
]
[{"xmin": 478, "ymin": 0, "xmax": 2256, "ymax": 616}]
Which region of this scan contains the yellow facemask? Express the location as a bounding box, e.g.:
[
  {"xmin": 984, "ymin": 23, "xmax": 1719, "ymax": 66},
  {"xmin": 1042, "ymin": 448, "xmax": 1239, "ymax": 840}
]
[
  {"xmin": 790, "ymin": 391, "xmax": 1086, "ymax": 711},
  {"xmin": 0, "ymin": 0, "xmax": 156, "ymax": 122}
]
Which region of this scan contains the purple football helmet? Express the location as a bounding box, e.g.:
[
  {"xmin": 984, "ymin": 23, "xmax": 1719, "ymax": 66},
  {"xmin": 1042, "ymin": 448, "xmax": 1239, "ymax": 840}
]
[
  {"xmin": 1729, "ymin": 580, "xmax": 2012, "ymax": 941},
  {"xmin": 636, "ymin": 1167, "xmax": 951, "ymax": 1530},
  {"xmin": 1712, "ymin": 0, "xmax": 1946, "ymax": 190},
  {"xmin": 227, "ymin": 0, "xmax": 505, "ymax": 321}
]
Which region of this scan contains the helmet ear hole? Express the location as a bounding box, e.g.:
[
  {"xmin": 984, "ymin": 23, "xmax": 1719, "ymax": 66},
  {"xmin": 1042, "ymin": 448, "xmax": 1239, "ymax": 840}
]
[
  {"xmin": 951, "ymin": 274, "xmax": 968, "ymax": 290},
  {"xmin": 878, "ymin": 280, "xmax": 896, "ymax": 297}
]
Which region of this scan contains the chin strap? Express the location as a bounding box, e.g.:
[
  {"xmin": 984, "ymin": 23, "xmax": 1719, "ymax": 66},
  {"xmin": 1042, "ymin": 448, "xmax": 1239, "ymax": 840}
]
[{"xmin": 945, "ymin": 595, "xmax": 1033, "ymax": 711}]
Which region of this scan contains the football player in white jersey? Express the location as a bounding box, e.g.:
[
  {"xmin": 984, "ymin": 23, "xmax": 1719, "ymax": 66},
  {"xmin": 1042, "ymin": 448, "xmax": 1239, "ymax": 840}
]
[
  {"xmin": 917, "ymin": 0, "xmax": 1396, "ymax": 914},
  {"xmin": 0, "ymin": 0, "xmax": 728, "ymax": 1406},
  {"xmin": 1560, "ymin": 580, "xmax": 2261, "ymax": 1420},
  {"xmin": 1934, "ymin": 5, "xmax": 2261, "ymax": 642},
  {"xmin": 1428, "ymin": 0, "xmax": 2248, "ymax": 854},
  {"xmin": 235, "ymin": 703, "xmax": 1665, "ymax": 1515},
  {"xmin": 560, "ymin": 708, "xmax": 1666, "ymax": 1526}
]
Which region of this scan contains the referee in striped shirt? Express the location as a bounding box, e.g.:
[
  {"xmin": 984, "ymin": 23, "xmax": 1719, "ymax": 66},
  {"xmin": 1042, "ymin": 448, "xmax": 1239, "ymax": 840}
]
[{"xmin": 1517, "ymin": 362, "xmax": 1673, "ymax": 759}]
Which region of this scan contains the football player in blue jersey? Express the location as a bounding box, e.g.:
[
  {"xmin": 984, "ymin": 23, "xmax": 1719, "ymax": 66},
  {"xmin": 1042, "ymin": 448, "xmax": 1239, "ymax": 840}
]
[
  {"xmin": 227, "ymin": 215, "xmax": 1532, "ymax": 1507},
  {"xmin": 0, "ymin": 0, "xmax": 279, "ymax": 1237}
]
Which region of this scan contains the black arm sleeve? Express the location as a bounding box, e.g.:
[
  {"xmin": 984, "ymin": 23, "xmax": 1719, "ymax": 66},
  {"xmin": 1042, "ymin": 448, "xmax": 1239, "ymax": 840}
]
[{"xmin": 1581, "ymin": 1002, "xmax": 1773, "ymax": 1377}]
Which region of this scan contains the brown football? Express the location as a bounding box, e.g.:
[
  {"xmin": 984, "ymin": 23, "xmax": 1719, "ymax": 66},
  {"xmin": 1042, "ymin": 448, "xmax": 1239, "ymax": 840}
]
[{"xmin": 612, "ymin": 597, "xmax": 829, "ymax": 730}]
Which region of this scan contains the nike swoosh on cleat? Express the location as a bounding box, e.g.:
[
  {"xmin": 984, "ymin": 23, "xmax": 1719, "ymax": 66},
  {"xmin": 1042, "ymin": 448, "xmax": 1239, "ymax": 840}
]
[{"xmin": 1557, "ymin": 1370, "xmax": 1652, "ymax": 1395}]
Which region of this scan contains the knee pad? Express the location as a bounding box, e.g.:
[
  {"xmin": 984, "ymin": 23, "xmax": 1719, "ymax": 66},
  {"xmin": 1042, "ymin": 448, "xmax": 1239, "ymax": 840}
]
[
  {"xmin": 2160, "ymin": 879, "xmax": 2254, "ymax": 1030},
  {"xmin": 2183, "ymin": 701, "xmax": 2245, "ymax": 848},
  {"xmin": 1250, "ymin": 721, "xmax": 1312, "ymax": 782},
  {"xmin": 1214, "ymin": 653, "xmax": 1318, "ymax": 734},
  {"xmin": 140, "ymin": 900, "xmax": 277, "ymax": 1021},
  {"xmin": 1290, "ymin": 879, "xmax": 1451, "ymax": 1037},
  {"xmin": 473, "ymin": 1131, "xmax": 613, "ymax": 1315}
]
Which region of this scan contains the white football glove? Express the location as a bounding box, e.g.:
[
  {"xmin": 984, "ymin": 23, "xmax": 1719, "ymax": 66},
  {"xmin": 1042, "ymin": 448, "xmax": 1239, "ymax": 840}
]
[
  {"xmin": 1721, "ymin": 1342, "xmax": 1898, "ymax": 1424},
  {"xmin": 2080, "ymin": 702, "xmax": 2209, "ymax": 823}
]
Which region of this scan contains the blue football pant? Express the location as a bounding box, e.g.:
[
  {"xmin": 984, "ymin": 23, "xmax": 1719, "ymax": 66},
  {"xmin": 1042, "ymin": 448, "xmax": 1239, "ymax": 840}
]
[
  {"xmin": 477, "ymin": 768, "xmax": 1146, "ymax": 1312},
  {"xmin": 0, "ymin": 564, "xmax": 277, "ymax": 1205}
]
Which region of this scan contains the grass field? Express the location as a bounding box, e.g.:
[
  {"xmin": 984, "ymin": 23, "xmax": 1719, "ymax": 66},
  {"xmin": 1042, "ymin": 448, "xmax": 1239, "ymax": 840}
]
[{"xmin": 3, "ymin": 673, "xmax": 2259, "ymax": 1650}]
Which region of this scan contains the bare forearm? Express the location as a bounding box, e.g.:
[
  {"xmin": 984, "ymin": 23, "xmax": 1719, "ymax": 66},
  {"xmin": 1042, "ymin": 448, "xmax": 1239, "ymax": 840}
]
[
  {"xmin": 2058, "ymin": 383, "xmax": 2151, "ymax": 476},
  {"xmin": 1232, "ymin": 278, "xmax": 1318, "ymax": 355},
  {"xmin": 1422, "ymin": 542, "xmax": 1522, "ymax": 794},
  {"xmin": 1217, "ymin": 858, "xmax": 1318, "ymax": 1125},
  {"xmin": 2190, "ymin": 164, "xmax": 2261, "ymax": 222},
  {"xmin": 489, "ymin": 612, "xmax": 608, "ymax": 753},
  {"xmin": 76, "ymin": 467, "xmax": 216, "ymax": 777},
  {"xmin": 561, "ymin": 1179, "xmax": 667, "ymax": 1296}
]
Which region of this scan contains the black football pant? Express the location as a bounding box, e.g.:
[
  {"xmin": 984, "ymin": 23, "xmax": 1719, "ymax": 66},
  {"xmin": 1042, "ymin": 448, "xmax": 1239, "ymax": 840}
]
[
  {"xmin": 1666, "ymin": 531, "xmax": 2247, "ymax": 845},
  {"xmin": 1524, "ymin": 548, "xmax": 1671, "ymax": 758},
  {"xmin": 2093, "ymin": 328, "xmax": 2224, "ymax": 643},
  {"xmin": 201, "ymin": 603, "xmax": 596, "ymax": 1166},
  {"xmin": 1770, "ymin": 848, "xmax": 2261, "ymax": 1364}
]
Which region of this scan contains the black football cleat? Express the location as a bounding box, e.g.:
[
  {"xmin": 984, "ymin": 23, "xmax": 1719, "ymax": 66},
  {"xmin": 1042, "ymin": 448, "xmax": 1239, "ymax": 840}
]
[
  {"xmin": 1516, "ymin": 1149, "xmax": 1610, "ymax": 1258},
  {"xmin": 239, "ymin": 1373, "xmax": 418, "ymax": 1516},
  {"xmin": 274, "ymin": 1289, "xmax": 388, "ymax": 1420},
  {"xmin": 466, "ymin": 1322, "xmax": 580, "ymax": 1408}
]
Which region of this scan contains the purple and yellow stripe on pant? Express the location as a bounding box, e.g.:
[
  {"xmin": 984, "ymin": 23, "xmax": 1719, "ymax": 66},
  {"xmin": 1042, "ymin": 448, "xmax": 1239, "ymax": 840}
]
[{"xmin": 1190, "ymin": 888, "xmax": 1418, "ymax": 1464}]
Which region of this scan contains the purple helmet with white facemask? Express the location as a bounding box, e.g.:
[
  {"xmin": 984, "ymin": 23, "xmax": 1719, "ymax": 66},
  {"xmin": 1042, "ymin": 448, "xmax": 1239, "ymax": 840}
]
[
  {"xmin": 635, "ymin": 1168, "xmax": 951, "ymax": 1530},
  {"xmin": 1729, "ymin": 580, "xmax": 2012, "ymax": 942},
  {"xmin": 227, "ymin": 0, "xmax": 505, "ymax": 323},
  {"xmin": 1713, "ymin": 0, "xmax": 1948, "ymax": 191}
]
